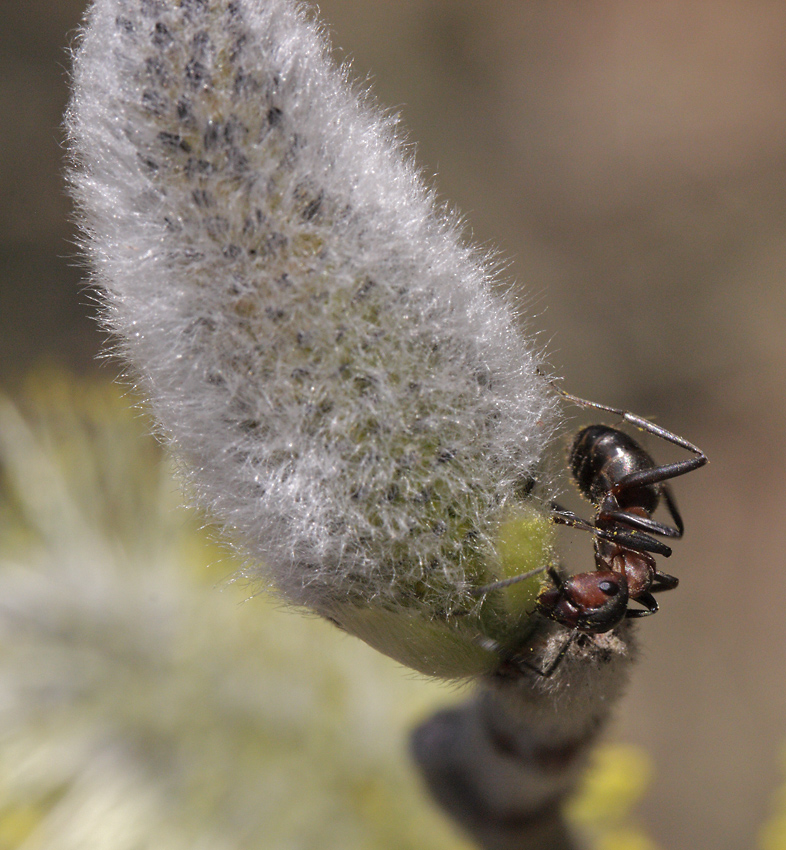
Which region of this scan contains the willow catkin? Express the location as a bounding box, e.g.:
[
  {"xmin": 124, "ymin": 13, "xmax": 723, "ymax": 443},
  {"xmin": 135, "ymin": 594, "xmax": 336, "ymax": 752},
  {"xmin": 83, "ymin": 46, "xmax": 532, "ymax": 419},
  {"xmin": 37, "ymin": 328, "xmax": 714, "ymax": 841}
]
[{"xmin": 67, "ymin": 0, "xmax": 560, "ymax": 677}]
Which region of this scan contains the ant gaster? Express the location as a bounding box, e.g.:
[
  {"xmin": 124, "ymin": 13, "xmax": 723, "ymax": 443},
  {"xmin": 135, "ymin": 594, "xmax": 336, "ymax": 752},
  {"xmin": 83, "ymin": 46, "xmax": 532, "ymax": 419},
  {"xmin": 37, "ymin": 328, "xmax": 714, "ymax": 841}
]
[{"xmin": 478, "ymin": 384, "xmax": 707, "ymax": 676}]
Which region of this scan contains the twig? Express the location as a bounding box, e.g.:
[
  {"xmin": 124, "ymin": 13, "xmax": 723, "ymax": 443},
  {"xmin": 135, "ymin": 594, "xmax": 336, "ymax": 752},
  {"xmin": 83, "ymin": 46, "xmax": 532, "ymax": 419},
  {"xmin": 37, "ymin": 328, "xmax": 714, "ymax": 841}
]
[{"xmin": 413, "ymin": 624, "xmax": 636, "ymax": 849}]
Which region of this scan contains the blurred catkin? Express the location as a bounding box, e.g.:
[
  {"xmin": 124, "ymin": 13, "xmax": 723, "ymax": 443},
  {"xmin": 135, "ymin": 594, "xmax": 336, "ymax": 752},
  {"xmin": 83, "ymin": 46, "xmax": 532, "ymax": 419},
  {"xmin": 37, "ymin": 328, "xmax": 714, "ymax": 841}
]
[
  {"xmin": 0, "ymin": 375, "xmax": 654, "ymax": 850},
  {"xmin": 0, "ymin": 375, "xmax": 477, "ymax": 850}
]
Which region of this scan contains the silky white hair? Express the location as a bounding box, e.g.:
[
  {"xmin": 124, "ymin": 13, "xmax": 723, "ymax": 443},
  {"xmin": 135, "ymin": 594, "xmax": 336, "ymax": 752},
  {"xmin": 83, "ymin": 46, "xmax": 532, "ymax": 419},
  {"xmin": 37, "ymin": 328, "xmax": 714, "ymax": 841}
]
[{"xmin": 67, "ymin": 0, "xmax": 558, "ymax": 632}]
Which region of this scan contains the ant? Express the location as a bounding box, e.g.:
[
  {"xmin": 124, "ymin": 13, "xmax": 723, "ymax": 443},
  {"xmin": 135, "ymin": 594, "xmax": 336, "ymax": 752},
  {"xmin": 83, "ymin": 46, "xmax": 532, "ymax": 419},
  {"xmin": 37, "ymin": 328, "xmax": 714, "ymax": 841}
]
[{"xmin": 479, "ymin": 383, "xmax": 707, "ymax": 677}]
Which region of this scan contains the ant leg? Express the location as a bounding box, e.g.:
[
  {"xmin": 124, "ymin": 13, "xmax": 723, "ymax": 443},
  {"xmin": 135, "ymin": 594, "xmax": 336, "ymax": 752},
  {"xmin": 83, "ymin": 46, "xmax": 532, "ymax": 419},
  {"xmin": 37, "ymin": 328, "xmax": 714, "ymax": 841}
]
[
  {"xmin": 554, "ymin": 507, "xmax": 673, "ymax": 557},
  {"xmin": 627, "ymin": 574, "xmax": 678, "ymax": 617},
  {"xmin": 597, "ymin": 508, "xmax": 681, "ymax": 540},
  {"xmin": 650, "ymin": 570, "xmax": 679, "ymax": 592},
  {"xmin": 540, "ymin": 632, "xmax": 579, "ymax": 677},
  {"xmin": 613, "ymin": 454, "xmax": 706, "ymax": 496},
  {"xmin": 515, "ymin": 630, "xmax": 579, "ymax": 678},
  {"xmin": 625, "ymin": 592, "xmax": 658, "ymax": 617},
  {"xmin": 661, "ymin": 484, "xmax": 685, "ymax": 536},
  {"xmin": 547, "ymin": 381, "xmax": 707, "ymax": 461},
  {"xmin": 551, "ymin": 507, "xmax": 596, "ymax": 533},
  {"xmin": 605, "ymin": 527, "xmax": 673, "ymax": 557}
]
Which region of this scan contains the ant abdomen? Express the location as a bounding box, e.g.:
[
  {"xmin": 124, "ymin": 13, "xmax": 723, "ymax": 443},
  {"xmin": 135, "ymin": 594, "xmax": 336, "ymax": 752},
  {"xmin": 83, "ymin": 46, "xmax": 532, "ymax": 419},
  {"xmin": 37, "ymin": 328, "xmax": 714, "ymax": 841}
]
[{"xmin": 571, "ymin": 425, "xmax": 660, "ymax": 515}]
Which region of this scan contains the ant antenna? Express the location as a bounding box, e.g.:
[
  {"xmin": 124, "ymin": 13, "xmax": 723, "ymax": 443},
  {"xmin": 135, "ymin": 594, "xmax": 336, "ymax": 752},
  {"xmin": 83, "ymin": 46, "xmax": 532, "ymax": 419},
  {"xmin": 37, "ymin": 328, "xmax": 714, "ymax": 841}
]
[
  {"xmin": 543, "ymin": 372, "xmax": 707, "ymax": 465},
  {"xmin": 469, "ymin": 565, "xmax": 547, "ymax": 597}
]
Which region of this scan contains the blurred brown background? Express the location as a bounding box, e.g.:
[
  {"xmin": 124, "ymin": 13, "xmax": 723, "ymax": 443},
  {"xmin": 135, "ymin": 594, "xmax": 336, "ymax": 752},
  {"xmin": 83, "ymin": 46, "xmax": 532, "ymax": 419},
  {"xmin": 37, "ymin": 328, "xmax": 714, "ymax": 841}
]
[{"xmin": 3, "ymin": 1, "xmax": 786, "ymax": 848}]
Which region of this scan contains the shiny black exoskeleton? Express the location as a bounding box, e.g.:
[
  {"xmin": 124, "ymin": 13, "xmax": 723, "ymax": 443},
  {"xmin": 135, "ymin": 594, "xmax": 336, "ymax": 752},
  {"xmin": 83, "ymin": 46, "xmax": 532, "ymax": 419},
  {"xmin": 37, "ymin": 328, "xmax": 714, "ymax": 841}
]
[
  {"xmin": 472, "ymin": 384, "xmax": 707, "ymax": 676},
  {"xmin": 531, "ymin": 387, "xmax": 707, "ymax": 672}
]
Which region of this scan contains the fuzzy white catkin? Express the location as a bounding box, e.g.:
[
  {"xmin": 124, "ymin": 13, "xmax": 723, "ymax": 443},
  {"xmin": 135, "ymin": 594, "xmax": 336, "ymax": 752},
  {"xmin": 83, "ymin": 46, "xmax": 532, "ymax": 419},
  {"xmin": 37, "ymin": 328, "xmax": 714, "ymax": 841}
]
[{"xmin": 67, "ymin": 0, "xmax": 560, "ymax": 675}]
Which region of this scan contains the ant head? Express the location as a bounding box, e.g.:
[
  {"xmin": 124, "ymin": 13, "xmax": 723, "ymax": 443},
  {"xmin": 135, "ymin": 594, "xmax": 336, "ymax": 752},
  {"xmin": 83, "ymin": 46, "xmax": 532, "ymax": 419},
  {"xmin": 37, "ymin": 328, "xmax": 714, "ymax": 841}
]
[{"xmin": 537, "ymin": 568, "xmax": 629, "ymax": 634}]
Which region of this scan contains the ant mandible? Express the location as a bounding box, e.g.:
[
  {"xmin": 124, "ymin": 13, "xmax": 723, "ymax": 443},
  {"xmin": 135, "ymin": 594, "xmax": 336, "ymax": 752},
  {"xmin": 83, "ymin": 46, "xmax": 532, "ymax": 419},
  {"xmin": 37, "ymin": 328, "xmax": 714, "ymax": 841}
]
[{"xmin": 480, "ymin": 383, "xmax": 707, "ymax": 676}]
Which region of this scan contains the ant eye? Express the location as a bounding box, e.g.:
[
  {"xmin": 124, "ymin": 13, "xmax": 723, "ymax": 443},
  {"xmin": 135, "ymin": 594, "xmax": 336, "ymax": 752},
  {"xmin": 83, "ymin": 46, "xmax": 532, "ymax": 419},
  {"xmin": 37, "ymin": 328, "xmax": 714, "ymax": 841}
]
[{"xmin": 598, "ymin": 579, "xmax": 619, "ymax": 596}]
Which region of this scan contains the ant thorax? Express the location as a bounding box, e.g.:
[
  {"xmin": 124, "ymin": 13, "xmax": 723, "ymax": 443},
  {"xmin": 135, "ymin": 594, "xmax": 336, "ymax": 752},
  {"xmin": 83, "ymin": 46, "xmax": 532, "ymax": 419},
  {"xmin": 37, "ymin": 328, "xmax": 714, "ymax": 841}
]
[{"xmin": 594, "ymin": 537, "xmax": 656, "ymax": 598}]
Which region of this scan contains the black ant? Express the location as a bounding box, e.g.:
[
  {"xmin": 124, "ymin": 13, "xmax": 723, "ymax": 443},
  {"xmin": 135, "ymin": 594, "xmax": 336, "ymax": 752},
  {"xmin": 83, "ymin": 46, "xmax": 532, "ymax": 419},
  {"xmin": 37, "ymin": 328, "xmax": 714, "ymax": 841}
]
[{"xmin": 479, "ymin": 384, "xmax": 707, "ymax": 677}]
